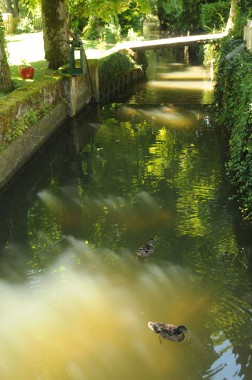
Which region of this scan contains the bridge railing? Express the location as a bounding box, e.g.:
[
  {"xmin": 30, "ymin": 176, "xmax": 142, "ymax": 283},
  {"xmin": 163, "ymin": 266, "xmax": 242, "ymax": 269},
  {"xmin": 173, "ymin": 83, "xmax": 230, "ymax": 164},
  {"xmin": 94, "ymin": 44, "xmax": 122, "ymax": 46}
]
[{"xmin": 244, "ymin": 19, "xmax": 252, "ymax": 52}]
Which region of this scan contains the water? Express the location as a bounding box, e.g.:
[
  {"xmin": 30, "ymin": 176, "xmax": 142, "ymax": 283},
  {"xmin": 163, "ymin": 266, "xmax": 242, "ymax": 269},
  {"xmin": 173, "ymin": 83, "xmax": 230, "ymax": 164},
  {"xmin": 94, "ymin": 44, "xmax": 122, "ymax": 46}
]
[{"xmin": 1, "ymin": 51, "xmax": 252, "ymax": 379}]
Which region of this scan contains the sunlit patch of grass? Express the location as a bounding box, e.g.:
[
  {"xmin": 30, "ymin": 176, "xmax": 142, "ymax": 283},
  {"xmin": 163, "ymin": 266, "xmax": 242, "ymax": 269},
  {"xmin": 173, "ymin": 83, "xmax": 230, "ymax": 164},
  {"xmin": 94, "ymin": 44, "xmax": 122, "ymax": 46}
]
[{"xmin": 9, "ymin": 60, "xmax": 59, "ymax": 90}]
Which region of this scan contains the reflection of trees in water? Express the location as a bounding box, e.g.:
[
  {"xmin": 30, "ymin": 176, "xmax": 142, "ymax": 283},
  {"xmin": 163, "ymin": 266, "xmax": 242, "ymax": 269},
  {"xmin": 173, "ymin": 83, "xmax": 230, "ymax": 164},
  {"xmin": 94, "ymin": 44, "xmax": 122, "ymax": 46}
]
[{"xmin": 0, "ymin": 101, "xmax": 252, "ymax": 377}]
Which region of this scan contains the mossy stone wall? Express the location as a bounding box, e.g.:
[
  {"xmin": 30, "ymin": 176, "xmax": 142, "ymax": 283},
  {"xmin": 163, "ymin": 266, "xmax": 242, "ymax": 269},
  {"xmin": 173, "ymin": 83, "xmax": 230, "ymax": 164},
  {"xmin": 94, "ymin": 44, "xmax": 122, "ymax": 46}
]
[{"xmin": 0, "ymin": 78, "xmax": 63, "ymax": 150}]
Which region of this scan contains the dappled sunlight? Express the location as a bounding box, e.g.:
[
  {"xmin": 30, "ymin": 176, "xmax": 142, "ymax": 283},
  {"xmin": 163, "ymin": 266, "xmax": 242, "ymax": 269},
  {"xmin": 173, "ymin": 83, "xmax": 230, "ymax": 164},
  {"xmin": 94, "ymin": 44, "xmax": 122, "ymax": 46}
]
[
  {"xmin": 147, "ymin": 80, "xmax": 213, "ymax": 91},
  {"xmin": 138, "ymin": 105, "xmax": 196, "ymax": 128},
  {"xmin": 158, "ymin": 66, "xmax": 209, "ymax": 80},
  {"xmin": 119, "ymin": 105, "xmax": 198, "ymax": 128}
]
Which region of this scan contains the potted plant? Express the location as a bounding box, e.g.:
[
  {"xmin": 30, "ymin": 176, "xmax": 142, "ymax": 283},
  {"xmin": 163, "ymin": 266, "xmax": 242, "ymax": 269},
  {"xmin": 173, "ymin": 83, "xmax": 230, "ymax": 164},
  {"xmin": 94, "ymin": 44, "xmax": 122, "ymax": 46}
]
[{"xmin": 18, "ymin": 59, "xmax": 35, "ymax": 79}]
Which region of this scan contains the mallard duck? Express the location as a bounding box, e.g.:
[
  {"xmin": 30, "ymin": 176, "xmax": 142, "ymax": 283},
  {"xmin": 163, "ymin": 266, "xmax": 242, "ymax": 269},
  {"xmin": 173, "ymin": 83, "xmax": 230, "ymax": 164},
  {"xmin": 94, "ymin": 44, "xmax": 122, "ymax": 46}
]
[
  {"xmin": 135, "ymin": 238, "xmax": 155, "ymax": 258},
  {"xmin": 148, "ymin": 322, "xmax": 188, "ymax": 342}
]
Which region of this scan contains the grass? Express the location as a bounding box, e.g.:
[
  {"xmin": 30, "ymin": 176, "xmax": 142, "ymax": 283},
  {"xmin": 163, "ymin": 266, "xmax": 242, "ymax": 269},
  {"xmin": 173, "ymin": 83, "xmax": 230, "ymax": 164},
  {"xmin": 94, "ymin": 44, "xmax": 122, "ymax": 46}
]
[
  {"xmin": 0, "ymin": 60, "xmax": 60, "ymax": 98},
  {"xmin": 9, "ymin": 60, "xmax": 58, "ymax": 90}
]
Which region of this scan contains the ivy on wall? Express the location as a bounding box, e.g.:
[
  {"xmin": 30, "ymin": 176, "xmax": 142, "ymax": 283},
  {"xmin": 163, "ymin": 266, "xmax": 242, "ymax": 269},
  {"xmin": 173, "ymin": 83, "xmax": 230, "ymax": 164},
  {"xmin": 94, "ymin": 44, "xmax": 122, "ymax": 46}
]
[{"xmin": 215, "ymin": 37, "xmax": 252, "ymax": 219}]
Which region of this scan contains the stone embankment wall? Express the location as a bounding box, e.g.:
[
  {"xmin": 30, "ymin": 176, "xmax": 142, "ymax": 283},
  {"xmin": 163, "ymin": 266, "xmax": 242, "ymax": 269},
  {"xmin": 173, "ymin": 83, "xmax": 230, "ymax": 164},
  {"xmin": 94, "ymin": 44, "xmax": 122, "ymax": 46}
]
[
  {"xmin": 99, "ymin": 67, "xmax": 143, "ymax": 101},
  {"xmin": 0, "ymin": 72, "xmax": 94, "ymax": 189},
  {"xmin": 0, "ymin": 58, "xmax": 143, "ymax": 190}
]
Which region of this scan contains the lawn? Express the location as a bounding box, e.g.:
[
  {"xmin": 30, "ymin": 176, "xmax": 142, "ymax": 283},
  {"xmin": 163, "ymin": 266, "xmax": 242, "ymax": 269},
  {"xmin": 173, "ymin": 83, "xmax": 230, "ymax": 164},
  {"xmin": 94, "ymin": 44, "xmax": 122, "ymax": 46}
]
[{"xmin": 9, "ymin": 60, "xmax": 57, "ymax": 89}]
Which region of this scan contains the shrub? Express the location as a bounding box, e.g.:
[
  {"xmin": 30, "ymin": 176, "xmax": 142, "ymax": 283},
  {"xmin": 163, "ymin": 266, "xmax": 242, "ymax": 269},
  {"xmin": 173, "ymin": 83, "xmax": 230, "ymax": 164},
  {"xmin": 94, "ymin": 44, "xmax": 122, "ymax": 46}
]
[
  {"xmin": 200, "ymin": 2, "xmax": 230, "ymax": 32},
  {"xmin": 99, "ymin": 52, "xmax": 135, "ymax": 85}
]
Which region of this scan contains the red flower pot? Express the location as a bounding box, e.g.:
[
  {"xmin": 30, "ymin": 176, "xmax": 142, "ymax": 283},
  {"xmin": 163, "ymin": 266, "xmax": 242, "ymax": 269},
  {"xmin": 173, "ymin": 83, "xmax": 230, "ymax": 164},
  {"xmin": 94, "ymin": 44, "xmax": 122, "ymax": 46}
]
[{"xmin": 18, "ymin": 66, "xmax": 35, "ymax": 79}]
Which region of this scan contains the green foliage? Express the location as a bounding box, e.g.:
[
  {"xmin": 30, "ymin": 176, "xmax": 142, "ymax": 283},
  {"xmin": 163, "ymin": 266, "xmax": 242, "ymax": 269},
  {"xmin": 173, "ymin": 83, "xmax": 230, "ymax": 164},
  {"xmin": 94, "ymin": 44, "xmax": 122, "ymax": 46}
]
[
  {"xmin": 5, "ymin": 109, "xmax": 38, "ymax": 143},
  {"xmin": 215, "ymin": 37, "xmax": 252, "ymax": 219},
  {"xmin": 65, "ymin": 0, "xmax": 88, "ymax": 31},
  {"xmin": 151, "ymin": 0, "xmax": 221, "ymax": 35},
  {"xmin": 201, "ymin": 1, "xmax": 230, "ymax": 32},
  {"xmin": 102, "ymin": 21, "xmax": 121, "ymax": 44},
  {"xmin": 151, "ymin": 0, "xmax": 183, "ymax": 31},
  {"xmin": 66, "ymin": 0, "xmax": 151, "ymax": 24},
  {"xmin": 19, "ymin": 0, "xmax": 41, "ymax": 16},
  {"xmin": 231, "ymin": 0, "xmax": 252, "ymax": 37},
  {"xmin": 203, "ymin": 41, "xmax": 221, "ymax": 79},
  {"xmin": 83, "ymin": 17, "xmax": 105, "ymax": 40},
  {"xmin": 118, "ymin": 3, "xmax": 145, "ymax": 37},
  {"xmin": 67, "ymin": 0, "xmax": 150, "ymax": 35},
  {"xmin": 177, "ymin": 0, "xmax": 204, "ymax": 34},
  {"xmin": 83, "ymin": 13, "xmax": 144, "ymax": 44},
  {"xmin": 99, "ymin": 52, "xmax": 135, "ymax": 84}
]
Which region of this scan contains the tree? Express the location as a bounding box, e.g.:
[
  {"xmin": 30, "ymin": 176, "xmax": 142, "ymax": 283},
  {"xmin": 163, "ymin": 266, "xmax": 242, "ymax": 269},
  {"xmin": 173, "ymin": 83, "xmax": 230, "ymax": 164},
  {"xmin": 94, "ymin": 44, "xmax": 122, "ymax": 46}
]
[
  {"xmin": 73, "ymin": 0, "xmax": 151, "ymax": 22},
  {"xmin": 66, "ymin": 0, "xmax": 151, "ymax": 30},
  {"xmin": 226, "ymin": 0, "xmax": 237, "ymax": 32},
  {"xmin": 0, "ymin": 14, "xmax": 13, "ymax": 92},
  {"xmin": 41, "ymin": 0, "xmax": 69, "ymax": 70},
  {"xmin": 3, "ymin": 0, "xmax": 19, "ymax": 17},
  {"xmin": 225, "ymin": 0, "xmax": 251, "ymax": 36}
]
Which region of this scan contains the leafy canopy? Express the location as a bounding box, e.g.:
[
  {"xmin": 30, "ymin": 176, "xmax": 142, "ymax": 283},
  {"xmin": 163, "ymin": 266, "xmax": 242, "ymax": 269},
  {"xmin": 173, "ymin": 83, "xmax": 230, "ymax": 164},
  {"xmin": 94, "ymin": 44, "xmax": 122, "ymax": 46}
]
[{"xmin": 66, "ymin": 0, "xmax": 151, "ymax": 22}]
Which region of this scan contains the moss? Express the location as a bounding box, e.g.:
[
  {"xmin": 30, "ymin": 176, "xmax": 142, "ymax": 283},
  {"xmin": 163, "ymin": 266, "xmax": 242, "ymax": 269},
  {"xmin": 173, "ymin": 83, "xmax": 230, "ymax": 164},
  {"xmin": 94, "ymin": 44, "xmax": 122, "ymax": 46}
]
[{"xmin": 0, "ymin": 77, "xmax": 63, "ymax": 151}]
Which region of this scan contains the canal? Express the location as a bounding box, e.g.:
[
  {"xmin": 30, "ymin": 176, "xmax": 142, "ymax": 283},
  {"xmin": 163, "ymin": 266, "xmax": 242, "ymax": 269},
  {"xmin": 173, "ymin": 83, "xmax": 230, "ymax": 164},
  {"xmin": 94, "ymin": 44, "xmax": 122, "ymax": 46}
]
[{"xmin": 0, "ymin": 50, "xmax": 252, "ymax": 379}]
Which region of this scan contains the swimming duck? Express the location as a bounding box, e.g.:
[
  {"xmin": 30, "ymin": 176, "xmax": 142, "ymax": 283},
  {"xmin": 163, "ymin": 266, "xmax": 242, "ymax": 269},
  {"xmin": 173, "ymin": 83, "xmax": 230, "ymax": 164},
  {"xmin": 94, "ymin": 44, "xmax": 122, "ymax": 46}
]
[
  {"xmin": 148, "ymin": 322, "xmax": 188, "ymax": 342},
  {"xmin": 135, "ymin": 238, "xmax": 155, "ymax": 258}
]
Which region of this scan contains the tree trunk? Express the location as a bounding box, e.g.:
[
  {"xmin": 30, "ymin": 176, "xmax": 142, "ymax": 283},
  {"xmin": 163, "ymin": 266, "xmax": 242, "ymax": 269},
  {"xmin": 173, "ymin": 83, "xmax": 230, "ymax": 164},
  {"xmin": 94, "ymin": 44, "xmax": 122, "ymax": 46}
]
[
  {"xmin": 0, "ymin": 16, "xmax": 13, "ymax": 92},
  {"xmin": 41, "ymin": 0, "xmax": 69, "ymax": 70},
  {"xmin": 226, "ymin": 0, "xmax": 237, "ymax": 33},
  {"xmin": 3, "ymin": 0, "xmax": 19, "ymax": 17},
  {"xmin": 12, "ymin": 0, "xmax": 19, "ymax": 17},
  {"xmin": 4, "ymin": 0, "xmax": 12, "ymax": 13}
]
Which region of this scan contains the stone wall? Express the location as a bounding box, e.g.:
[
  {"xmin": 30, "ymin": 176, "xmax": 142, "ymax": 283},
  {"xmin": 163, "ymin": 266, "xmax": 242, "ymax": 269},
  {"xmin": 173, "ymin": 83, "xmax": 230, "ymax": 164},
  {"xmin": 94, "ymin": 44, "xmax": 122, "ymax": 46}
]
[
  {"xmin": 0, "ymin": 102, "xmax": 67, "ymax": 189},
  {"xmin": 99, "ymin": 67, "xmax": 143, "ymax": 101},
  {"xmin": 0, "ymin": 73, "xmax": 94, "ymax": 189}
]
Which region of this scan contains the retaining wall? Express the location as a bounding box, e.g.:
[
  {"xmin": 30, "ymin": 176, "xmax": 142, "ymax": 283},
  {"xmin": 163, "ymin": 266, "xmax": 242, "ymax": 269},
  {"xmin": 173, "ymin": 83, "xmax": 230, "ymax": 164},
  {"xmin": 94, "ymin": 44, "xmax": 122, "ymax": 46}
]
[{"xmin": 99, "ymin": 67, "xmax": 144, "ymax": 101}]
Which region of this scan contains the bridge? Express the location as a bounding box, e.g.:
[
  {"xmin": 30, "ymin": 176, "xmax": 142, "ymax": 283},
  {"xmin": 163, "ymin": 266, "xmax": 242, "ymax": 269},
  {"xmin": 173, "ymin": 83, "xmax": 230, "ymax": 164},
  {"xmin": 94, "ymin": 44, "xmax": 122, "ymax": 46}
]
[{"xmin": 100, "ymin": 31, "xmax": 227, "ymax": 58}]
